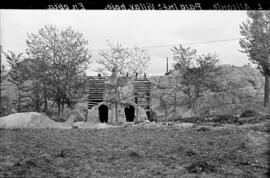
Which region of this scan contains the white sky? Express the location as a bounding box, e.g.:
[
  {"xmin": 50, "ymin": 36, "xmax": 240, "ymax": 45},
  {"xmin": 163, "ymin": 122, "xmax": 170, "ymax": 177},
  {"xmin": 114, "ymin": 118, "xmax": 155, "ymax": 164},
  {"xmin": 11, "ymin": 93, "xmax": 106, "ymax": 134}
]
[{"xmin": 0, "ymin": 10, "xmax": 249, "ymax": 76}]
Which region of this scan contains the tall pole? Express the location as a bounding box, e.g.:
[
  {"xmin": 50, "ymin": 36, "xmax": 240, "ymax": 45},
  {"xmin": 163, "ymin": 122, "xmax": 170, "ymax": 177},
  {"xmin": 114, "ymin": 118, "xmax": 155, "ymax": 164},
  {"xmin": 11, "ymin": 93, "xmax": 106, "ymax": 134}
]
[
  {"xmin": 137, "ymin": 99, "xmax": 139, "ymax": 122},
  {"xmin": 0, "ymin": 45, "xmax": 2, "ymax": 72},
  {"xmin": 0, "ymin": 45, "xmax": 2, "ymax": 89},
  {"xmin": 0, "ymin": 45, "xmax": 1, "ymax": 64},
  {"xmin": 0, "ymin": 45, "xmax": 3, "ymax": 110},
  {"xmin": 0, "ymin": 45, "xmax": 2, "ymax": 99},
  {"xmin": 166, "ymin": 57, "xmax": 169, "ymax": 74}
]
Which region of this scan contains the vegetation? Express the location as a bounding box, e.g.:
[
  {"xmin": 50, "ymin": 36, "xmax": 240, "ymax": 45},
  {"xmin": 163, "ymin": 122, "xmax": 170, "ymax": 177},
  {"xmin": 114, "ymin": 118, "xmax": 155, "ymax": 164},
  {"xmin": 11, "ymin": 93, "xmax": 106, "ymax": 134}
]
[
  {"xmin": 1, "ymin": 25, "xmax": 91, "ymax": 118},
  {"xmin": 1, "ymin": 19, "xmax": 270, "ymax": 178},
  {"xmin": 96, "ymin": 41, "xmax": 150, "ymax": 122},
  {"xmin": 26, "ymin": 25, "xmax": 91, "ymax": 117},
  {"xmin": 171, "ymin": 45, "xmax": 222, "ymax": 112},
  {"xmin": 240, "ymin": 11, "xmax": 270, "ymax": 107},
  {"xmin": 156, "ymin": 75, "xmax": 181, "ymax": 121},
  {"xmin": 0, "ymin": 46, "xmax": 12, "ymax": 116},
  {"xmin": 0, "ymin": 125, "xmax": 268, "ymax": 177},
  {"xmin": 3, "ymin": 51, "xmax": 30, "ymax": 112}
]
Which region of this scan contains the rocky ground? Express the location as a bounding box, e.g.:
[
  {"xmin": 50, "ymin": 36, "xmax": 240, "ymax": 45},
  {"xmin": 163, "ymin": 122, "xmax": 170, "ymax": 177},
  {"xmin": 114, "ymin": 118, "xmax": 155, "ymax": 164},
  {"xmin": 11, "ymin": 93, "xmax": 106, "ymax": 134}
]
[{"xmin": 0, "ymin": 117, "xmax": 269, "ymax": 178}]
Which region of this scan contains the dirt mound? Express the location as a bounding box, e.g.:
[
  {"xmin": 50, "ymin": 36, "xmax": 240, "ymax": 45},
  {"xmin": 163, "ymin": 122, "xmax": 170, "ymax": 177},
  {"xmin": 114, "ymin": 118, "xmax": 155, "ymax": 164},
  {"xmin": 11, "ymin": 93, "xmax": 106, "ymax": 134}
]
[
  {"xmin": 0, "ymin": 112, "xmax": 61, "ymax": 129},
  {"xmin": 72, "ymin": 122, "xmax": 118, "ymax": 129},
  {"xmin": 151, "ymin": 65, "xmax": 267, "ymax": 119},
  {"xmin": 65, "ymin": 110, "xmax": 86, "ymax": 124}
]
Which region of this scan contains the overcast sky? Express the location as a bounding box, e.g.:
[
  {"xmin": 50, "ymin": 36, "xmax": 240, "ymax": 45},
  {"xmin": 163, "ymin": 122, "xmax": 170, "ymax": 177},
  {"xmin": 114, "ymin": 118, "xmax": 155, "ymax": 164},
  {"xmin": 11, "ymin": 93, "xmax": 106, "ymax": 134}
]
[{"xmin": 0, "ymin": 10, "xmax": 249, "ymax": 76}]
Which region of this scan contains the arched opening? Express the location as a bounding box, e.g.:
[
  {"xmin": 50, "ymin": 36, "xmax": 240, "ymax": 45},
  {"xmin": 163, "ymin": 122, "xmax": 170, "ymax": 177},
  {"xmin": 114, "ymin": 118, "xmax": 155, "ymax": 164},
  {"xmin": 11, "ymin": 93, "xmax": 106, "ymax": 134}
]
[
  {"xmin": 99, "ymin": 104, "xmax": 108, "ymax": 123},
  {"xmin": 125, "ymin": 105, "xmax": 135, "ymax": 122},
  {"xmin": 146, "ymin": 111, "xmax": 150, "ymax": 121}
]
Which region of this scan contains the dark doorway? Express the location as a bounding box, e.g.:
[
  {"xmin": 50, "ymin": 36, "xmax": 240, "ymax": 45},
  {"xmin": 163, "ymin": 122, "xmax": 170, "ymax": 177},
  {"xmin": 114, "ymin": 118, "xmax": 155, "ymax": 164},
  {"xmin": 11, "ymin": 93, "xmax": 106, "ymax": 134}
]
[
  {"xmin": 99, "ymin": 105, "xmax": 108, "ymax": 123},
  {"xmin": 125, "ymin": 105, "xmax": 135, "ymax": 122}
]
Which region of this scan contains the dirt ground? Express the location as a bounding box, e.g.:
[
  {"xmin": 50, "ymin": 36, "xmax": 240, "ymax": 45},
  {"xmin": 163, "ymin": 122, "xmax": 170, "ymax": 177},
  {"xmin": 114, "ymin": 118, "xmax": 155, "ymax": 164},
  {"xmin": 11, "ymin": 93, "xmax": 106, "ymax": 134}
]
[{"xmin": 0, "ymin": 122, "xmax": 269, "ymax": 178}]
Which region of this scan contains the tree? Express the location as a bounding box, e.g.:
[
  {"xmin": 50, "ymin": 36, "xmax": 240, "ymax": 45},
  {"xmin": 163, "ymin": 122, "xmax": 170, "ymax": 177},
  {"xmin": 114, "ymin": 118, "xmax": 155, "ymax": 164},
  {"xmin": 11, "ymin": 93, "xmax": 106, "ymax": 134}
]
[
  {"xmin": 25, "ymin": 58, "xmax": 47, "ymax": 112},
  {"xmin": 167, "ymin": 71, "xmax": 182, "ymax": 120},
  {"xmin": 171, "ymin": 45, "xmax": 221, "ymax": 112},
  {"xmin": 4, "ymin": 51, "xmax": 30, "ymax": 112},
  {"xmin": 156, "ymin": 70, "xmax": 182, "ymax": 121},
  {"xmin": 159, "ymin": 94, "xmax": 168, "ymax": 121},
  {"xmin": 97, "ymin": 41, "xmax": 150, "ymax": 76},
  {"xmin": 240, "ymin": 11, "xmax": 270, "ymax": 107},
  {"xmin": 97, "ymin": 41, "xmax": 150, "ymax": 122},
  {"xmin": 26, "ymin": 25, "xmax": 91, "ymax": 117},
  {"xmin": 0, "ymin": 46, "xmax": 12, "ymax": 116},
  {"xmin": 0, "ymin": 46, "xmax": 7, "ymax": 86}
]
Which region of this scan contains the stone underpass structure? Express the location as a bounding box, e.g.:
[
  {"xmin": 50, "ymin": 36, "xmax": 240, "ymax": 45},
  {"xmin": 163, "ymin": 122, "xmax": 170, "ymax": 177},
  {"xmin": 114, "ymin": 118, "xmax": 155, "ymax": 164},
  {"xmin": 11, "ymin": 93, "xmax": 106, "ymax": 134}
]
[{"xmin": 87, "ymin": 75, "xmax": 152, "ymax": 123}]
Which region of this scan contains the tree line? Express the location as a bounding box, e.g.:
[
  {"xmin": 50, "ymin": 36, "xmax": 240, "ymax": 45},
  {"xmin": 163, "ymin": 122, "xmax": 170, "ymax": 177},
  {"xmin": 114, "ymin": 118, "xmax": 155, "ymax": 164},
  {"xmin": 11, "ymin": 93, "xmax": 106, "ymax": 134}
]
[
  {"xmin": 156, "ymin": 11, "xmax": 270, "ymax": 120},
  {"xmin": 0, "ymin": 25, "xmax": 151, "ymax": 119},
  {"xmin": 1, "ymin": 26, "xmax": 91, "ymax": 118},
  {"xmin": 0, "ymin": 11, "xmax": 269, "ymax": 119}
]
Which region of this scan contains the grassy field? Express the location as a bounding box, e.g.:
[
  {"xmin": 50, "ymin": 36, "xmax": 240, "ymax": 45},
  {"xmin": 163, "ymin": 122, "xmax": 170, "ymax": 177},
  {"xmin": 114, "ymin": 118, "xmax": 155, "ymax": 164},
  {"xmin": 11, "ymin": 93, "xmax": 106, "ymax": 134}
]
[{"xmin": 0, "ymin": 123, "xmax": 269, "ymax": 178}]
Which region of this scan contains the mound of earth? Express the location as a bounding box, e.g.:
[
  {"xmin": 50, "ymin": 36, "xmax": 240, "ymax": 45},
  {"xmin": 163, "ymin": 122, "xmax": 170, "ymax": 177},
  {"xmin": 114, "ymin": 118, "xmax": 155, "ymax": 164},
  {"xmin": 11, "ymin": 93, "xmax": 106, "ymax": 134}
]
[
  {"xmin": 150, "ymin": 65, "xmax": 267, "ymax": 120},
  {"xmin": 65, "ymin": 110, "xmax": 86, "ymax": 124},
  {"xmin": 0, "ymin": 112, "xmax": 61, "ymax": 129},
  {"xmin": 72, "ymin": 122, "xmax": 117, "ymax": 129}
]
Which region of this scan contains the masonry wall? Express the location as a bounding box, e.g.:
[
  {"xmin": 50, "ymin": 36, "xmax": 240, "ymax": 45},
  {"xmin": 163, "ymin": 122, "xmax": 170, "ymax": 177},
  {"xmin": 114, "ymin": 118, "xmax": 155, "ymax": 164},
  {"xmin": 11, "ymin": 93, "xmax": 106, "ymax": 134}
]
[{"xmin": 87, "ymin": 76, "xmax": 152, "ymax": 122}]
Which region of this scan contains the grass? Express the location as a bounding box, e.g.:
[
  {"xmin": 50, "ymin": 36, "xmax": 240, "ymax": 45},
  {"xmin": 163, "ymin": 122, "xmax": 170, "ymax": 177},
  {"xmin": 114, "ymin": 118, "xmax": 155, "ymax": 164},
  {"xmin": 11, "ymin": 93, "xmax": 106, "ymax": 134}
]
[{"xmin": 0, "ymin": 125, "xmax": 269, "ymax": 178}]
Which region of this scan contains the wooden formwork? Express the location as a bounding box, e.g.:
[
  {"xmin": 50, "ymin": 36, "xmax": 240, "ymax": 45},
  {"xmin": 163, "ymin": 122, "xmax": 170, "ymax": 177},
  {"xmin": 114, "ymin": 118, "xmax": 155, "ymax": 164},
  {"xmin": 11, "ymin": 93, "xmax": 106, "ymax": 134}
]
[{"xmin": 87, "ymin": 76, "xmax": 152, "ymax": 119}]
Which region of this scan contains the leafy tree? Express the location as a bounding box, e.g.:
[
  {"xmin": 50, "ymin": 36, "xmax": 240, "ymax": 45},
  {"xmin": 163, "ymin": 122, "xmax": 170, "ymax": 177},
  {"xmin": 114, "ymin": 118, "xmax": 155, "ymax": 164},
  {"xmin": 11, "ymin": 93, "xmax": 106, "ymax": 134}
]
[
  {"xmin": 240, "ymin": 11, "xmax": 270, "ymax": 107},
  {"xmin": 97, "ymin": 41, "xmax": 150, "ymax": 122},
  {"xmin": 3, "ymin": 51, "xmax": 30, "ymax": 112},
  {"xmin": 159, "ymin": 94, "xmax": 168, "ymax": 121},
  {"xmin": 26, "ymin": 58, "xmax": 47, "ymax": 112},
  {"xmin": 97, "ymin": 41, "xmax": 150, "ymax": 76},
  {"xmin": 0, "ymin": 45, "xmax": 4, "ymax": 82},
  {"xmin": 156, "ymin": 71, "xmax": 181, "ymax": 121},
  {"xmin": 0, "ymin": 46, "xmax": 12, "ymax": 116},
  {"xmin": 0, "ymin": 65, "xmax": 6, "ymax": 86},
  {"xmin": 172, "ymin": 45, "xmax": 197, "ymax": 70},
  {"xmin": 167, "ymin": 71, "xmax": 181, "ymax": 120},
  {"xmin": 26, "ymin": 25, "xmax": 91, "ymax": 117},
  {"xmin": 0, "ymin": 49, "xmax": 7, "ymax": 86},
  {"xmin": 171, "ymin": 45, "xmax": 221, "ymax": 112}
]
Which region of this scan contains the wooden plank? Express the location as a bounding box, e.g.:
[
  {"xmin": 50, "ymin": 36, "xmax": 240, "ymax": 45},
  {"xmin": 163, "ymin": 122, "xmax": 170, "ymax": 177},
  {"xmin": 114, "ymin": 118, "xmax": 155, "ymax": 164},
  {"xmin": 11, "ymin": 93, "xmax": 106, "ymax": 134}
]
[
  {"xmin": 87, "ymin": 76, "xmax": 152, "ymax": 110},
  {"xmin": 89, "ymin": 97, "xmax": 103, "ymax": 99},
  {"xmin": 138, "ymin": 101, "xmax": 147, "ymax": 104},
  {"xmin": 89, "ymin": 94, "xmax": 103, "ymax": 97},
  {"xmin": 89, "ymin": 88, "xmax": 104, "ymax": 90},
  {"xmin": 89, "ymin": 94, "xmax": 103, "ymax": 96},
  {"xmin": 88, "ymin": 99, "xmax": 102, "ymax": 102},
  {"xmin": 89, "ymin": 91, "xmax": 104, "ymax": 94},
  {"xmin": 88, "ymin": 97, "xmax": 103, "ymax": 100},
  {"xmin": 88, "ymin": 99, "xmax": 103, "ymax": 102}
]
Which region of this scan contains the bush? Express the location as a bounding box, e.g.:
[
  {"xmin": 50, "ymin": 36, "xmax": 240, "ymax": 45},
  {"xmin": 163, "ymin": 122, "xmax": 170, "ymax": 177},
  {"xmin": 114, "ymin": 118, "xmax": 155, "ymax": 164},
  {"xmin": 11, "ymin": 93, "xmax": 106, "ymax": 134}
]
[
  {"xmin": 149, "ymin": 110, "xmax": 157, "ymax": 122},
  {"xmin": 240, "ymin": 109, "xmax": 260, "ymax": 118},
  {"xmin": 211, "ymin": 115, "xmax": 240, "ymax": 124},
  {"xmin": 0, "ymin": 96, "xmax": 13, "ymax": 117}
]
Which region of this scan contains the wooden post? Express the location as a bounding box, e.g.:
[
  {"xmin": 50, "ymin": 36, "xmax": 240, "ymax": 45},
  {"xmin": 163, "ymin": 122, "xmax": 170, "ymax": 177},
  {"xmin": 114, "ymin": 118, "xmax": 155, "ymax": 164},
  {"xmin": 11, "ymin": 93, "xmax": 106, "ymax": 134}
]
[
  {"xmin": 173, "ymin": 91, "xmax": 176, "ymax": 121},
  {"xmin": 264, "ymin": 74, "xmax": 269, "ymax": 107},
  {"xmin": 166, "ymin": 57, "xmax": 169, "ymax": 74},
  {"xmin": 137, "ymin": 100, "xmax": 139, "ymax": 122}
]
